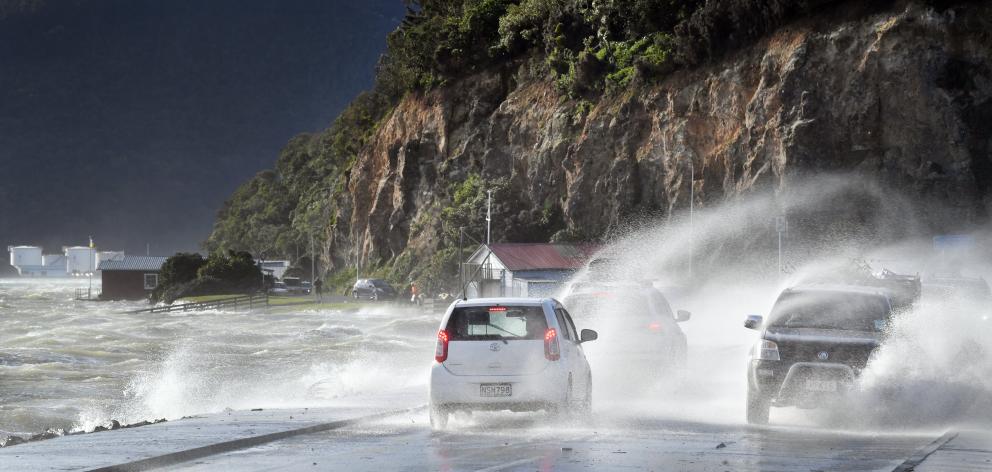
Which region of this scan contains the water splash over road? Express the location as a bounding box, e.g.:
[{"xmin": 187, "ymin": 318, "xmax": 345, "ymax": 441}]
[{"xmin": 0, "ymin": 279, "xmax": 435, "ymax": 441}]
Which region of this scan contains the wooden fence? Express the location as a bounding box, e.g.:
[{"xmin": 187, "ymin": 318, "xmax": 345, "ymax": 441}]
[{"xmin": 128, "ymin": 293, "xmax": 268, "ymax": 314}]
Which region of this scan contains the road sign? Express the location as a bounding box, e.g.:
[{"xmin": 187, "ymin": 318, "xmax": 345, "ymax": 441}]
[{"xmin": 933, "ymin": 234, "xmax": 974, "ymax": 250}]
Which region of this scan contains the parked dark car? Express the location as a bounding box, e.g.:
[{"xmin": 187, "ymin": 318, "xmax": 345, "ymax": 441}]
[
  {"xmin": 352, "ymin": 278, "xmax": 397, "ymax": 301},
  {"xmin": 282, "ymin": 277, "xmax": 310, "ymax": 295},
  {"xmin": 744, "ymin": 285, "xmax": 893, "ymax": 424}
]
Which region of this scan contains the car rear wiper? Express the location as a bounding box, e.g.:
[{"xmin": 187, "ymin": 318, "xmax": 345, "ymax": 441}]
[{"xmin": 485, "ymin": 324, "xmax": 514, "ymax": 343}]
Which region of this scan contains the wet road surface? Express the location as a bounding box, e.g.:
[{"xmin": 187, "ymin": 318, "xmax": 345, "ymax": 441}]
[
  {"xmin": 3, "ymin": 399, "xmax": 985, "ymax": 471},
  {"xmin": 157, "ymin": 411, "xmax": 942, "ymax": 472}
]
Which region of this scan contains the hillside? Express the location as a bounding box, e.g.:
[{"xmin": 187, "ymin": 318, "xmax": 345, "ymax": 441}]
[{"xmin": 207, "ymin": 0, "xmax": 992, "ymax": 291}]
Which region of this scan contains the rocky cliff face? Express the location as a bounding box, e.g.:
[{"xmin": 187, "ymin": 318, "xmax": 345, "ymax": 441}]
[{"xmin": 330, "ymin": 1, "xmax": 991, "ymax": 278}]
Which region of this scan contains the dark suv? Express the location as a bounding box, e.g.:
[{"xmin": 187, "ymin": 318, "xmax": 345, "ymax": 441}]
[
  {"xmin": 351, "ymin": 278, "xmax": 397, "ymax": 301},
  {"xmin": 743, "ymin": 285, "xmax": 893, "ymax": 424}
]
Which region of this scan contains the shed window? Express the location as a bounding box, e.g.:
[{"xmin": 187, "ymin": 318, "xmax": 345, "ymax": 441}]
[{"xmin": 144, "ymin": 273, "xmax": 159, "ymax": 290}]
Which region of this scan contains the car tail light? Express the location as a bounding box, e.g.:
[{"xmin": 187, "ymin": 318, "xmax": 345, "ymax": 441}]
[
  {"xmin": 647, "ymin": 322, "xmax": 662, "ymax": 332},
  {"xmin": 435, "ymin": 330, "xmax": 449, "ymax": 363},
  {"xmin": 755, "ymin": 339, "xmax": 780, "ymax": 361},
  {"xmin": 544, "ymin": 328, "xmax": 560, "ymax": 361}
]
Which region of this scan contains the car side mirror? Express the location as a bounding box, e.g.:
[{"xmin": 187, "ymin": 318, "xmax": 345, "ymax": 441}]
[
  {"xmin": 676, "ymin": 310, "xmax": 691, "ymax": 322},
  {"xmin": 744, "ymin": 315, "xmax": 763, "ymax": 330},
  {"xmin": 579, "ymin": 329, "xmax": 598, "ymax": 343}
]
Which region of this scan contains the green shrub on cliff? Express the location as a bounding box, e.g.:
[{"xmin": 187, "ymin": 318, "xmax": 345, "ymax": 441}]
[
  {"xmin": 673, "ymin": 0, "xmax": 823, "ymax": 65},
  {"xmin": 390, "ymin": 0, "xmax": 834, "ymax": 96},
  {"xmin": 492, "ymin": 0, "xmax": 698, "ymax": 96},
  {"xmin": 381, "ymin": 0, "xmax": 514, "ymax": 89}
]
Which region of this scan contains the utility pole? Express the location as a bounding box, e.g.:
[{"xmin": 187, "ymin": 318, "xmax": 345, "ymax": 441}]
[
  {"xmin": 459, "ymin": 227, "xmax": 465, "ymax": 295},
  {"xmin": 776, "ymin": 215, "xmax": 788, "ymax": 277},
  {"xmin": 688, "ymin": 160, "xmax": 694, "ymax": 281},
  {"xmin": 88, "ymin": 236, "xmax": 94, "ymax": 299},
  {"xmin": 486, "ymin": 190, "xmax": 493, "ymax": 245},
  {"xmin": 310, "ymin": 233, "xmax": 315, "ymax": 299}
]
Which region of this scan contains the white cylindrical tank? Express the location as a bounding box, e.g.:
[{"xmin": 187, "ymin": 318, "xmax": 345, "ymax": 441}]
[
  {"xmin": 65, "ymin": 246, "xmax": 96, "ymax": 274},
  {"xmin": 95, "ymin": 251, "xmax": 124, "ymax": 269},
  {"xmin": 9, "ymin": 246, "xmax": 42, "ymax": 267}
]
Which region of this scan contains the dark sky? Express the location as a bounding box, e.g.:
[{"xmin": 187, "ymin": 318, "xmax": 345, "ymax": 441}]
[{"xmin": 0, "ymin": 0, "xmax": 404, "ymax": 272}]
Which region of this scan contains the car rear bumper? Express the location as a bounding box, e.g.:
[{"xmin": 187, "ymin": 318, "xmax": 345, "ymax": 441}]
[
  {"xmin": 750, "ymin": 360, "xmax": 856, "ymax": 407},
  {"xmin": 429, "ymin": 363, "xmax": 567, "ymax": 410}
]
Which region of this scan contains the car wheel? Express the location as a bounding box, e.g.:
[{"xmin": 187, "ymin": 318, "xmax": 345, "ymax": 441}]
[
  {"xmin": 555, "ymin": 376, "xmax": 575, "ymax": 418},
  {"xmin": 576, "ymin": 375, "xmax": 592, "ymax": 418},
  {"xmin": 429, "ymin": 405, "xmax": 448, "ymax": 430},
  {"xmin": 672, "ymin": 345, "xmax": 688, "ymax": 385},
  {"xmin": 746, "ymin": 385, "xmax": 771, "ymax": 425}
]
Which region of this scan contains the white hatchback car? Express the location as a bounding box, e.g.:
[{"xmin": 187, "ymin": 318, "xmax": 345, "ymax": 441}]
[{"xmin": 429, "ymin": 298, "xmax": 598, "ymax": 429}]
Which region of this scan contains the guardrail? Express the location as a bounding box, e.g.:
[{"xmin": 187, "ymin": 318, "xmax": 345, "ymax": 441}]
[{"xmin": 129, "ymin": 293, "xmax": 269, "ymax": 314}]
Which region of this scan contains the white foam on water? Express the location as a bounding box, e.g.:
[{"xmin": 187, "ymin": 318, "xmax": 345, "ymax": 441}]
[{"xmin": 0, "ymin": 278, "xmax": 436, "ymax": 438}]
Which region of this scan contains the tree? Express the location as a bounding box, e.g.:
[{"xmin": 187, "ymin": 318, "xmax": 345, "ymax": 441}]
[
  {"xmin": 204, "ymin": 170, "xmax": 295, "ymax": 257},
  {"xmin": 198, "ymin": 250, "xmax": 262, "ymax": 291},
  {"xmin": 159, "ymin": 252, "xmax": 206, "ymax": 285},
  {"xmin": 151, "ymin": 252, "xmax": 206, "ymax": 302}
]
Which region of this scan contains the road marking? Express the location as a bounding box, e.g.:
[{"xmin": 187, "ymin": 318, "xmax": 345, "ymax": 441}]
[
  {"xmin": 891, "ymin": 430, "xmax": 957, "ymax": 472},
  {"xmin": 88, "ymin": 406, "xmax": 426, "ymax": 472},
  {"xmin": 474, "ymin": 455, "xmax": 545, "ymax": 472}
]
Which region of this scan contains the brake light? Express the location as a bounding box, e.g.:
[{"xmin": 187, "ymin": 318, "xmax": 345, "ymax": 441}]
[
  {"xmin": 755, "ymin": 339, "xmax": 780, "ymax": 361},
  {"xmin": 488, "ymin": 306, "xmax": 507, "ymax": 312},
  {"xmin": 648, "ymin": 322, "xmax": 662, "ymax": 332},
  {"xmin": 435, "ymin": 330, "xmax": 449, "ymax": 363},
  {"xmin": 544, "ymin": 328, "xmax": 560, "ymax": 361}
]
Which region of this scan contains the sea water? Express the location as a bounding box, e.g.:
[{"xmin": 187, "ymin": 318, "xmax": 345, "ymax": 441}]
[{"xmin": 0, "ymin": 279, "xmax": 436, "ymax": 442}]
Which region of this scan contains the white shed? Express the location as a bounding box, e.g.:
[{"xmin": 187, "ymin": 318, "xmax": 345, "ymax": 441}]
[{"xmin": 463, "ymin": 243, "xmax": 600, "ymax": 298}]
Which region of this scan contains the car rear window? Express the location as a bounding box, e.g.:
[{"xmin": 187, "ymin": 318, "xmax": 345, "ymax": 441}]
[
  {"xmin": 768, "ymin": 291, "xmax": 892, "ymax": 332},
  {"xmin": 446, "ymin": 306, "xmax": 547, "ymax": 341},
  {"xmin": 564, "ymin": 292, "xmax": 657, "ymax": 321}
]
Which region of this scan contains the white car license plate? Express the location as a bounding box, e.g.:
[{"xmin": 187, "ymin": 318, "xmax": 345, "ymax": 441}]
[
  {"xmin": 806, "ymin": 380, "xmax": 837, "ymax": 392},
  {"xmin": 480, "ymin": 383, "xmax": 512, "ymax": 397}
]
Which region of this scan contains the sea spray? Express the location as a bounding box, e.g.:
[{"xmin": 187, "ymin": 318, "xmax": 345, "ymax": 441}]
[{"xmin": 561, "ymin": 174, "xmax": 991, "ymax": 429}]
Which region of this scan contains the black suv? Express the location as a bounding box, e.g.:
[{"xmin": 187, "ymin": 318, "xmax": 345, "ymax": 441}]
[
  {"xmin": 351, "ymin": 278, "xmax": 397, "ymax": 301},
  {"xmin": 744, "ymin": 285, "xmax": 893, "ymax": 424}
]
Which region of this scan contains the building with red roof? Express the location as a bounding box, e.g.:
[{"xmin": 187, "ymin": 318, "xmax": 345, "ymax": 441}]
[{"xmin": 463, "ymin": 243, "xmax": 601, "ymax": 297}]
